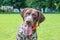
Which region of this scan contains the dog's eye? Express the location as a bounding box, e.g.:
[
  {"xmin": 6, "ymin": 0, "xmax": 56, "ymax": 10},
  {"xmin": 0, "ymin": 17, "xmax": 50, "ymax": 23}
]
[
  {"xmin": 25, "ymin": 13, "xmax": 30, "ymax": 17},
  {"xmin": 26, "ymin": 13, "xmax": 30, "ymax": 15},
  {"xmin": 32, "ymin": 14, "xmax": 36, "ymax": 18},
  {"xmin": 25, "ymin": 13, "xmax": 29, "ymax": 16}
]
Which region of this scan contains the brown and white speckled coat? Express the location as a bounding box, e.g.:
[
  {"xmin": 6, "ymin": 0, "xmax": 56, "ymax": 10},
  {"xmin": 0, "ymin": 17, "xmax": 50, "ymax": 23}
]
[{"xmin": 16, "ymin": 8, "xmax": 45, "ymax": 40}]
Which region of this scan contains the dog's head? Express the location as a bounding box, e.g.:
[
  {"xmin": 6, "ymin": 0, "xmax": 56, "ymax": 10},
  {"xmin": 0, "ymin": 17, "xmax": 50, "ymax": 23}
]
[
  {"xmin": 21, "ymin": 8, "xmax": 45, "ymax": 26},
  {"xmin": 20, "ymin": 8, "xmax": 45, "ymax": 36}
]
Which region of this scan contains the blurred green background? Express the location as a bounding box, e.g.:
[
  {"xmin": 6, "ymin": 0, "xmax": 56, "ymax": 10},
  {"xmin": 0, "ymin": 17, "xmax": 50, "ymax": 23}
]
[
  {"xmin": 0, "ymin": 0, "xmax": 60, "ymax": 13},
  {"xmin": 0, "ymin": 12, "xmax": 60, "ymax": 40}
]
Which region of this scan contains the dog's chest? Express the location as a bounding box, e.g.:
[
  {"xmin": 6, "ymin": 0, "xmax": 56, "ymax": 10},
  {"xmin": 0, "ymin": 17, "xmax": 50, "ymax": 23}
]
[{"xmin": 18, "ymin": 23, "xmax": 37, "ymax": 40}]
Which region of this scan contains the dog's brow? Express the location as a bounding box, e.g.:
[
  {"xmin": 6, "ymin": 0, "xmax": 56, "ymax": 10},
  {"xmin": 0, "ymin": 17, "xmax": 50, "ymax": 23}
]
[{"xmin": 26, "ymin": 9, "xmax": 32, "ymax": 13}]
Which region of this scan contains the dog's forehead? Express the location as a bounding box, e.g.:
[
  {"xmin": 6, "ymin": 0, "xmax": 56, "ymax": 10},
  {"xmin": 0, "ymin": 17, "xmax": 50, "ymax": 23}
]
[{"xmin": 25, "ymin": 9, "xmax": 37, "ymax": 13}]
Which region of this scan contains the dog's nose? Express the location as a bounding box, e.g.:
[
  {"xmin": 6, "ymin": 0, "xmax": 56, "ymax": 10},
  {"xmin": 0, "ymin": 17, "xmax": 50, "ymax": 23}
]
[
  {"xmin": 26, "ymin": 20, "xmax": 32, "ymax": 25},
  {"xmin": 26, "ymin": 21, "xmax": 31, "ymax": 24}
]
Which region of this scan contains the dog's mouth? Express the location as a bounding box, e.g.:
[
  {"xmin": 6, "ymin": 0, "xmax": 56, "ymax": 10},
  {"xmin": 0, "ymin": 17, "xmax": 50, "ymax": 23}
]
[
  {"xmin": 24, "ymin": 22, "xmax": 38, "ymax": 36},
  {"xmin": 24, "ymin": 22, "xmax": 32, "ymax": 36},
  {"xmin": 25, "ymin": 25, "xmax": 32, "ymax": 36},
  {"xmin": 24, "ymin": 20, "xmax": 34, "ymax": 36}
]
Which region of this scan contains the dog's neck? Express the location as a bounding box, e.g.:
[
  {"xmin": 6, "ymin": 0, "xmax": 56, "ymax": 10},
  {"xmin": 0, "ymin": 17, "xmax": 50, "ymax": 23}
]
[{"xmin": 32, "ymin": 23, "xmax": 38, "ymax": 31}]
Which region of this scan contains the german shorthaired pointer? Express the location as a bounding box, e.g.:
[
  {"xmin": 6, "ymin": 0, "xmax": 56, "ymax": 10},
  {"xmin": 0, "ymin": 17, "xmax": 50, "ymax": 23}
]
[{"xmin": 16, "ymin": 8, "xmax": 45, "ymax": 40}]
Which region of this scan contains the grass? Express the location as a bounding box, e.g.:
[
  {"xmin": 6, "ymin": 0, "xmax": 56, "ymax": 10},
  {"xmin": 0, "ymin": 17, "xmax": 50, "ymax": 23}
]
[{"xmin": 0, "ymin": 13, "xmax": 60, "ymax": 40}]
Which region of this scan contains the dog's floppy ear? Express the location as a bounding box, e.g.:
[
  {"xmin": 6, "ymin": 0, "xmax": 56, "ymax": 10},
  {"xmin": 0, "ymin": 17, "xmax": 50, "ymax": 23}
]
[
  {"xmin": 37, "ymin": 11, "xmax": 45, "ymax": 26},
  {"xmin": 20, "ymin": 8, "xmax": 29, "ymax": 20}
]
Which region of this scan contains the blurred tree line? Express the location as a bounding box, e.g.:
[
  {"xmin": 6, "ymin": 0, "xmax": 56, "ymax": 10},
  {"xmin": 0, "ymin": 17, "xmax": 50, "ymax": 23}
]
[{"xmin": 0, "ymin": 0, "xmax": 60, "ymax": 12}]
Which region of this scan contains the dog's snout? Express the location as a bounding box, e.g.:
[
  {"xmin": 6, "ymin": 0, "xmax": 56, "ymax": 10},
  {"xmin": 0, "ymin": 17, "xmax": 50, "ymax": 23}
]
[
  {"xmin": 25, "ymin": 15, "xmax": 34, "ymax": 25},
  {"xmin": 26, "ymin": 21, "xmax": 31, "ymax": 24}
]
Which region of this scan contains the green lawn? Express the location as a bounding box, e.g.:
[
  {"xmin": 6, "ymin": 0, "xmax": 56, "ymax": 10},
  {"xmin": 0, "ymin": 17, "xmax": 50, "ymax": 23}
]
[{"xmin": 0, "ymin": 13, "xmax": 60, "ymax": 40}]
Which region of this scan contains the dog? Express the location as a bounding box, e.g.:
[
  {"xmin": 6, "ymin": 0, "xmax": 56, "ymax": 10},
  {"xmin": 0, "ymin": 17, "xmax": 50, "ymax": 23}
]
[{"xmin": 16, "ymin": 8, "xmax": 45, "ymax": 40}]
